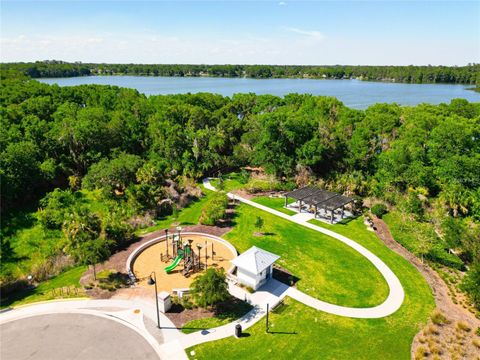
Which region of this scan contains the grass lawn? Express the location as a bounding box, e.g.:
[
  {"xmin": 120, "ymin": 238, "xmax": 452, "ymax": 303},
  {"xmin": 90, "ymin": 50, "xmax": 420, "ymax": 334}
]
[
  {"xmin": 1, "ymin": 189, "xmax": 110, "ymax": 282},
  {"xmin": 224, "ymin": 204, "xmax": 389, "ymax": 307},
  {"xmin": 188, "ymin": 211, "xmax": 434, "ymax": 360},
  {"xmin": 382, "ymin": 211, "xmax": 438, "ymax": 254},
  {"xmin": 181, "ymin": 300, "xmax": 253, "ymax": 334},
  {"xmin": 251, "ymin": 196, "xmax": 296, "ymax": 216},
  {"xmin": 1, "ymin": 266, "xmax": 88, "ymax": 309},
  {"xmin": 383, "ymin": 211, "xmax": 463, "ymax": 269},
  {"xmin": 210, "ymin": 172, "xmax": 246, "ymax": 192},
  {"xmin": 136, "ymin": 190, "xmax": 214, "ymax": 235}
]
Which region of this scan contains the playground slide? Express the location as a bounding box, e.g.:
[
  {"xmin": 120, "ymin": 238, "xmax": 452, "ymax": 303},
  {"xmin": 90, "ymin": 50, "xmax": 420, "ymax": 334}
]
[{"xmin": 164, "ymin": 255, "xmax": 183, "ymax": 273}]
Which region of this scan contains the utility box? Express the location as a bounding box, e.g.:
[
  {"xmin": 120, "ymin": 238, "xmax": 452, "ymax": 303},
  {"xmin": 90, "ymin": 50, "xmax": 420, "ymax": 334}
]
[
  {"xmin": 158, "ymin": 291, "xmax": 172, "ymax": 313},
  {"xmin": 235, "ymin": 324, "xmax": 242, "ymax": 338}
]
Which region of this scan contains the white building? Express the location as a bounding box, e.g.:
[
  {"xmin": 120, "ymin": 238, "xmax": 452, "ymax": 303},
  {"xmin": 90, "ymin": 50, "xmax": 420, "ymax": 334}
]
[{"xmin": 231, "ymin": 246, "xmax": 280, "ymax": 290}]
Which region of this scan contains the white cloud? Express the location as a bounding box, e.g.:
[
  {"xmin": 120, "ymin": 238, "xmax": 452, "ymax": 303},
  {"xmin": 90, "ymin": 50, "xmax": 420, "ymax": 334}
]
[
  {"xmin": 285, "ymin": 27, "xmax": 325, "ymax": 40},
  {"xmin": 278, "ymin": 2, "xmax": 287, "ymax": 6},
  {"xmin": 0, "ymin": 32, "xmax": 476, "ymax": 65}
]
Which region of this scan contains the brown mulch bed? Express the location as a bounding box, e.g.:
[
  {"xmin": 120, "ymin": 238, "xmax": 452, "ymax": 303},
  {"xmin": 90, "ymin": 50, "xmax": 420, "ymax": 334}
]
[
  {"xmin": 165, "ymin": 297, "xmax": 253, "ymax": 329},
  {"xmin": 165, "ymin": 305, "xmax": 214, "ymax": 329},
  {"xmin": 273, "ymin": 264, "xmax": 299, "ymax": 286},
  {"xmin": 372, "ymin": 217, "xmax": 480, "ymax": 359}
]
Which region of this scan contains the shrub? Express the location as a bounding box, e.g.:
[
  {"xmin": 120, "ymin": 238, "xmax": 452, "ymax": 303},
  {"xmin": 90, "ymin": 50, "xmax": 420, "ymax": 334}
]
[
  {"xmin": 371, "ymin": 203, "xmax": 388, "ymax": 218},
  {"xmin": 431, "ymin": 310, "xmax": 449, "ymax": 325},
  {"xmin": 38, "ymin": 189, "xmax": 76, "ymax": 229},
  {"xmin": 426, "ymin": 246, "xmax": 464, "ymax": 270},
  {"xmin": 244, "ymin": 178, "xmax": 280, "ymax": 193},
  {"xmin": 456, "ymin": 321, "xmax": 471, "ymax": 332},
  {"xmin": 476, "ymin": 327, "xmax": 480, "ymax": 336},
  {"xmin": 254, "ymin": 216, "xmax": 264, "ymax": 231},
  {"xmin": 238, "ymin": 169, "xmax": 250, "ymax": 184},
  {"xmin": 190, "ymin": 268, "xmax": 229, "ymax": 308},
  {"xmin": 473, "ymin": 339, "xmax": 480, "ymax": 349},
  {"xmin": 199, "ymin": 193, "xmax": 228, "ymax": 226},
  {"xmin": 414, "ymin": 346, "xmax": 428, "ymax": 360},
  {"xmin": 460, "ymin": 262, "xmax": 480, "ymax": 310}
]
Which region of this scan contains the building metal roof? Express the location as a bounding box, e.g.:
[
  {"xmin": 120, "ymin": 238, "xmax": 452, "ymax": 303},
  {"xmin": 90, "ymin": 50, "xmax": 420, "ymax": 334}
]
[{"xmin": 231, "ymin": 246, "xmax": 280, "ymax": 274}]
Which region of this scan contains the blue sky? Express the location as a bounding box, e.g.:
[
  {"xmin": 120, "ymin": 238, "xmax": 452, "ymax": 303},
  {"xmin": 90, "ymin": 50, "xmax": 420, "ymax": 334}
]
[{"xmin": 1, "ymin": 1, "xmax": 479, "ymax": 65}]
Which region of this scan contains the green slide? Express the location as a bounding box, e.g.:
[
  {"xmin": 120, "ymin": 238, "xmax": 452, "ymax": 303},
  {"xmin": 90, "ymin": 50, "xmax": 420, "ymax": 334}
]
[{"xmin": 164, "ymin": 254, "xmax": 183, "ymax": 273}]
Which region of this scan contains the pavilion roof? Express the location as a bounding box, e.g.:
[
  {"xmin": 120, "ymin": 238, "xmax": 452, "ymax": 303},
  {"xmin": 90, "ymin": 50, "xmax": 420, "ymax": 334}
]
[
  {"xmin": 285, "ymin": 186, "xmax": 322, "ymax": 200},
  {"xmin": 317, "ymin": 194, "xmax": 354, "ymax": 211}
]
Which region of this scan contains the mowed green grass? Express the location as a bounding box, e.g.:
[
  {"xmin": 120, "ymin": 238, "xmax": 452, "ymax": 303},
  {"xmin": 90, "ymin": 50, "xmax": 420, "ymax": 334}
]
[
  {"xmin": 210, "ymin": 172, "xmax": 246, "ymax": 192},
  {"xmin": 1, "ymin": 266, "xmax": 87, "ymax": 308},
  {"xmin": 189, "ymin": 212, "xmax": 434, "ymax": 360},
  {"xmin": 251, "ymin": 196, "xmax": 296, "ymax": 215},
  {"xmin": 224, "ymin": 204, "xmax": 389, "ymax": 307}
]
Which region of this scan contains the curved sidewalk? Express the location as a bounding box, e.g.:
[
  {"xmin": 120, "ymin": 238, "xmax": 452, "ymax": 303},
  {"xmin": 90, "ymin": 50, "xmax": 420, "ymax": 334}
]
[{"xmin": 203, "ymin": 178, "xmax": 405, "ymax": 319}]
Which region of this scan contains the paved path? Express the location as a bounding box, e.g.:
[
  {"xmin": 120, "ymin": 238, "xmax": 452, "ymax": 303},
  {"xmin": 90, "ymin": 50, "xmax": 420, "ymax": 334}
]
[
  {"xmin": 203, "ymin": 178, "xmax": 405, "ymax": 319},
  {"xmin": 176, "ymin": 279, "xmax": 289, "ymax": 351}
]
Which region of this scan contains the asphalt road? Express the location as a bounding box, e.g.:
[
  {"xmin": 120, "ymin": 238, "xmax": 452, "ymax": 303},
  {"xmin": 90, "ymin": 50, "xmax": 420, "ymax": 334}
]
[{"xmin": 0, "ymin": 313, "xmax": 160, "ymax": 360}]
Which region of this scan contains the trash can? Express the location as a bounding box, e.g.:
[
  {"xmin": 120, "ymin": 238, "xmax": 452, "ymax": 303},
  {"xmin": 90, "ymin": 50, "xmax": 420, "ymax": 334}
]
[{"xmin": 235, "ymin": 324, "xmax": 242, "ymax": 338}]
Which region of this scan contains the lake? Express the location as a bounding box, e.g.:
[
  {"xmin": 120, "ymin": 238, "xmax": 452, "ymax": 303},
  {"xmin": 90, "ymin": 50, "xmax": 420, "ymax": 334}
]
[{"xmin": 39, "ymin": 76, "xmax": 480, "ymax": 109}]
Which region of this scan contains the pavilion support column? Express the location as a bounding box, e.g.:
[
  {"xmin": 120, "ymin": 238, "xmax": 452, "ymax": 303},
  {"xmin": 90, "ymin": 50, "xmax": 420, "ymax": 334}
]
[
  {"xmin": 331, "ymin": 210, "xmax": 334, "ymax": 224},
  {"xmin": 299, "ymin": 200, "xmax": 302, "ymax": 213},
  {"xmin": 315, "ymin": 206, "xmax": 317, "ymax": 218},
  {"xmin": 341, "ymin": 206, "xmax": 345, "ymax": 219}
]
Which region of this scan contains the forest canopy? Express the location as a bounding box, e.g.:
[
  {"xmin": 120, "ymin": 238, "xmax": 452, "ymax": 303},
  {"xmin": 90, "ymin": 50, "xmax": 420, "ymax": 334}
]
[
  {"xmin": 2, "ymin": 61, "xmax": 479, "ymax": 85},
  {"xmin": 1, "ymin": 72, "xmax": 479, "ymax": 308}
]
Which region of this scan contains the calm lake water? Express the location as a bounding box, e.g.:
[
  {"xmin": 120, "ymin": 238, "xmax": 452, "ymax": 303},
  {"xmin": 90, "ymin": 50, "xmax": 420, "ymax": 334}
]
[{"xmin": 39, "ymin": 76, "xmax": 480, "ymax": 109}]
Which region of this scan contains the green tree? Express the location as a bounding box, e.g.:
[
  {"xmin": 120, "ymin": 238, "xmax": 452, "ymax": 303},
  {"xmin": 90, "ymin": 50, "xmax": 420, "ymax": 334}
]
[
  {"xmin": 199, "ymin": 193, "xmax": 229, "ymax": 226},
  {"xmin": 82, "ymin": 153, "xmax": 144, "ymax": 197},
  {"xmin": 255, "ymin": 216, "xmax": 264, "ymax": 231},
  {"xmin": 190, "ymin": 268, "xmax": 229, "ymax": 308},
  {"xmin": 63, "ymin": 209, "xmax": 111, "ymax": 280}
]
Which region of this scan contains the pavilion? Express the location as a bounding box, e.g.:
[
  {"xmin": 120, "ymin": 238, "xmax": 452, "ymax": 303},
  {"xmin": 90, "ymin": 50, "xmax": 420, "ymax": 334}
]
[{"xmin": 284, "ymin": 186, "xmax": 354, "ymax": 223}]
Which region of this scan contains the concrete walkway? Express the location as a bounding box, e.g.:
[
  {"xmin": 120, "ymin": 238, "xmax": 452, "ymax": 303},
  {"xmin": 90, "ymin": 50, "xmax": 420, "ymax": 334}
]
[
  {"xmin": 203, "ymin": 178, "xmax": 405, "ymax": 319},
  {"xmin": 175, "ymin": 279, "xmax": 289, "ymax": 351}
]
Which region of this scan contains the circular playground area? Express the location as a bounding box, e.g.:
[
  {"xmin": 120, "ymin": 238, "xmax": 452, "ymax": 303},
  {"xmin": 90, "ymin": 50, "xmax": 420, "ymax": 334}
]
[{"xmin": 130, "ymin": 233, "xmax": 237, "ymax": 293}]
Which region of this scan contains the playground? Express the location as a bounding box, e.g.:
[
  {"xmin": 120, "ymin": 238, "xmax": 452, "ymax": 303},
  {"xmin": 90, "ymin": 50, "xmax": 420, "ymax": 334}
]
[{"xmin": 131, "ymin": 233, "xmax": 237, "ymax": 293}]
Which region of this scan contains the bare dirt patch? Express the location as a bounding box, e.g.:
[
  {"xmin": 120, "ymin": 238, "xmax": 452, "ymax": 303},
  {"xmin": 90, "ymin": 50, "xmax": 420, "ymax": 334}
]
[{"xmin": 372, "ymin": 217, "xmax": 480, "ymax": 360}]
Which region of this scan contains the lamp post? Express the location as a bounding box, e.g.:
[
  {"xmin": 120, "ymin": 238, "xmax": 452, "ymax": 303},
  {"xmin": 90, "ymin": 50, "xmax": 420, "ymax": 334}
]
[
  {"xmin": 147, "ymin": 272, "xmax": 161, "ymax": 329},
  {"xmin": 165, "ymin": 229, "xmax": 169, "ymax": 258}
]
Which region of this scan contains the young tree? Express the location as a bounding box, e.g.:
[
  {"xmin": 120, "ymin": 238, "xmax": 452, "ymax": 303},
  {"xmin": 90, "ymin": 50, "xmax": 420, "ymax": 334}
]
[
  {"xmin": 63, "ymin": 209, "xmax": 111, "ymax": 280},
  {"xmin": 190, "ymin": 268, "xmax": 229, "ymax": 308},
  {"xmin": 255, "ymin": 216, "xmax": 264, "ymax": 232}
]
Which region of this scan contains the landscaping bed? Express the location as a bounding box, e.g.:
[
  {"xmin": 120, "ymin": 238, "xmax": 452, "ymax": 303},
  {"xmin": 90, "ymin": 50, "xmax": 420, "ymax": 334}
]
[{"xmin": 164, "ymin": 296, "xmax": 253, "ymax": 332}]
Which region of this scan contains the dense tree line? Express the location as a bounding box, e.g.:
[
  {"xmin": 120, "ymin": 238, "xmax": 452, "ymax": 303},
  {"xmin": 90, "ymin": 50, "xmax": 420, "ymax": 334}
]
[
  {"xmin": 2, "ymin": 61, "xmax": 479, "ymax": 85},
  {"xmin": 1, "ymin": 73, "xmax": 479, "ymax": 307}
]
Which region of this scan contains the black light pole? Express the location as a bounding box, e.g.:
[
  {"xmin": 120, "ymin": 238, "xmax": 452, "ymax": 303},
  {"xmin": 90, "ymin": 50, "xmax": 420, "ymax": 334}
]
[
  {"xmin": 266, "ymin": 303, "xmax": 269, "ymax": 333},
  {"xmin": 165, "ymin": 229, "xmax": 169, "ymax": 258},
  {"xmin": 148, "ymin": 272, "xmax": 161, "ymax": 329}
]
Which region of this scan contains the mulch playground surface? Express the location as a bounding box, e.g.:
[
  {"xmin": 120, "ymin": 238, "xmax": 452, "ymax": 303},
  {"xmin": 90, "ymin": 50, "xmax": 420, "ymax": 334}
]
[{"xmin": 80, "ymin": 225, "xmax": 232, "ymax": 295}]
